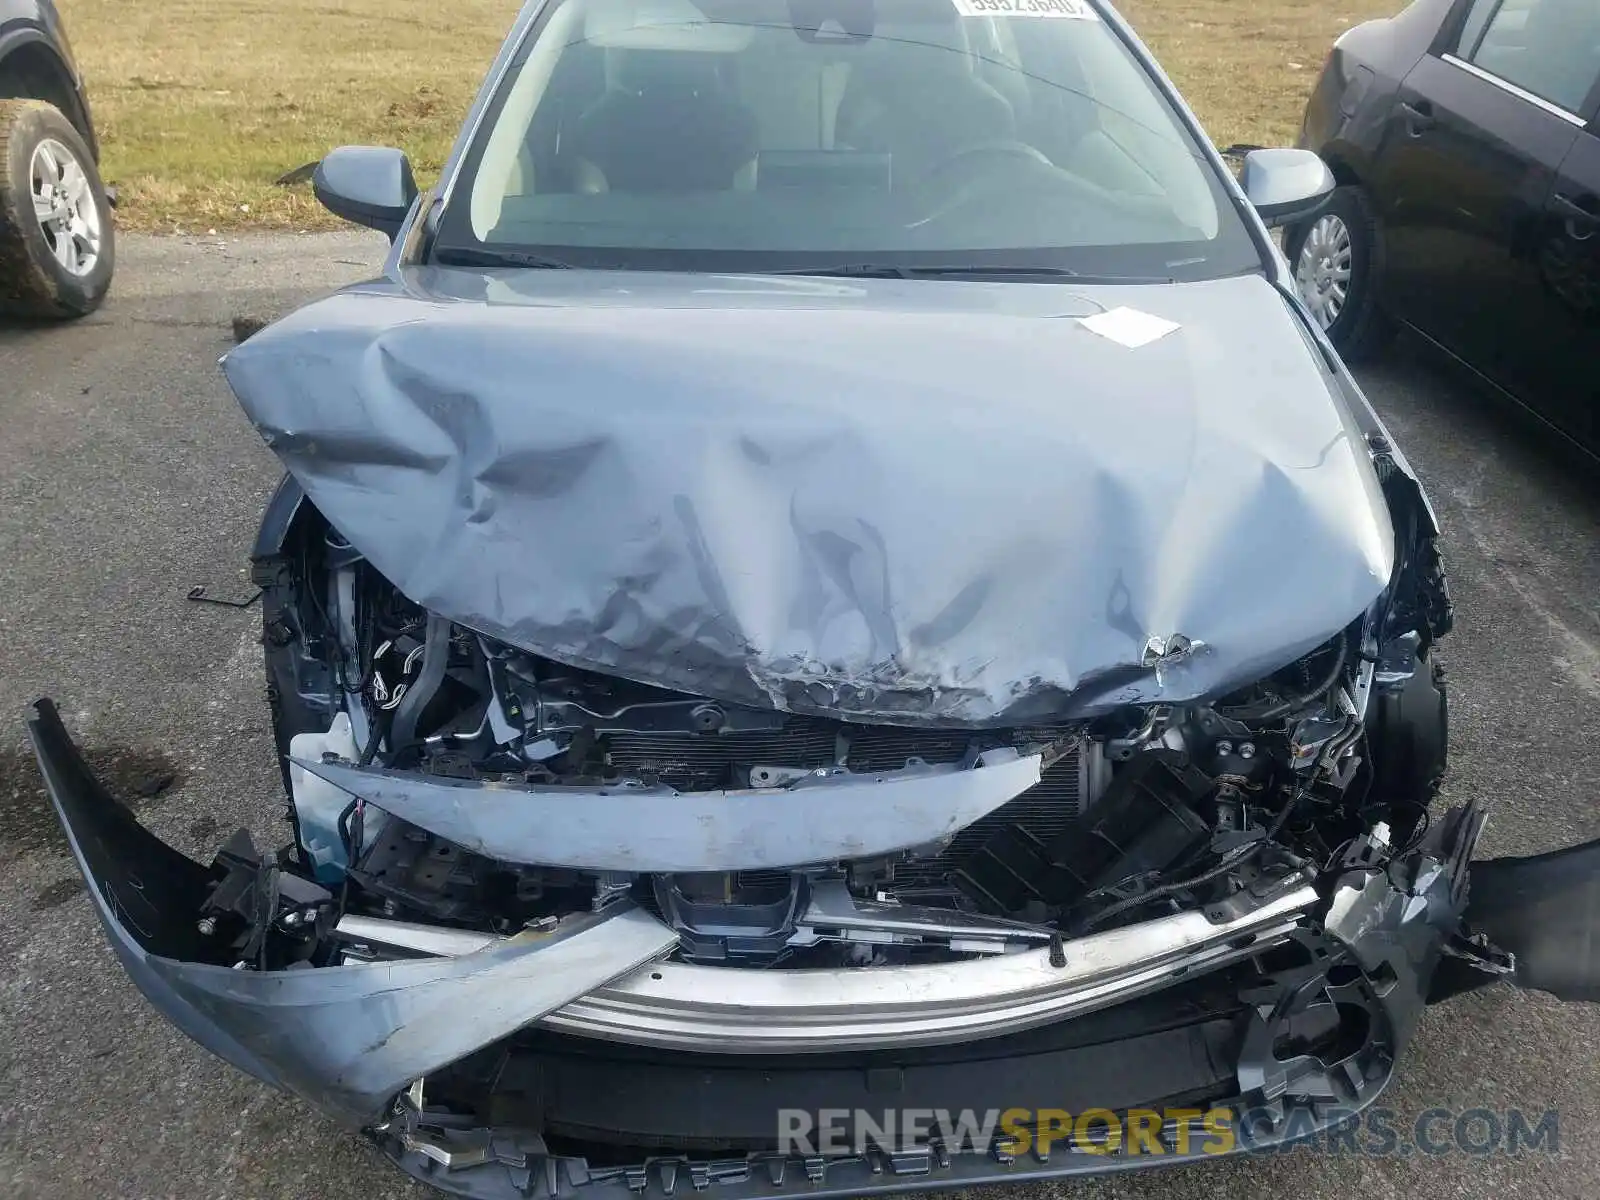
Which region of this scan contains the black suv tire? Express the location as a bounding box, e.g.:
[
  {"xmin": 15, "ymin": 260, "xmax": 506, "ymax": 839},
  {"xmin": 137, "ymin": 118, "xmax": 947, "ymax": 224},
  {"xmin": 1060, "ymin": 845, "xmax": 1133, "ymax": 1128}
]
[{"xmin": 0, "ymin": 99, "xmax": 115, "ymax": 319}]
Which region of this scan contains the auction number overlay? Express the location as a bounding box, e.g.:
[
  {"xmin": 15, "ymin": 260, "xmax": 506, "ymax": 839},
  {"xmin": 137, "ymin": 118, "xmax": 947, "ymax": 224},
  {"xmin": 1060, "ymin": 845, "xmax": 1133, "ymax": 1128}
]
[{"xmin": 951, "ymin": 0, "xmax": 1099, "ymax": 18}]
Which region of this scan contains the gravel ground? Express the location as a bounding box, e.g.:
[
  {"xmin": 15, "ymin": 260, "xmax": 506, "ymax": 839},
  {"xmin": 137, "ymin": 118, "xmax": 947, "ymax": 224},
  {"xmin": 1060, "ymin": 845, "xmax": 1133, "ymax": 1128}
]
[{"xmin": 1, "ymin": 232, "xmax": 1598, "ymax": 1200}]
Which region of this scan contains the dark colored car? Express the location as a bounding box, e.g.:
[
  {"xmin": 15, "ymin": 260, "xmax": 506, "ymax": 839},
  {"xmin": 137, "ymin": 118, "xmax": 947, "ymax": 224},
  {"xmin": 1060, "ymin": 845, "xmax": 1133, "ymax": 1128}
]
[
  {"xmin": 0, "ymin": 0, "xmax": 115, "ymax": 318},
  {"xmin": 25, "ymin": 0, "xmax": 1600, "ymax": 1197},
  {"xmin": 1289, "ymin": 0, "xmax": 1599, "ymax": 451}
]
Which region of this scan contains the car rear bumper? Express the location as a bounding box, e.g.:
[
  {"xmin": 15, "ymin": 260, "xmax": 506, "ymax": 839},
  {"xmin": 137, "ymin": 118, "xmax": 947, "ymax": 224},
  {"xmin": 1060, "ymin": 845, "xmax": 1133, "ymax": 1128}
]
[{"xmin": 30, "ymin": 696, "xmax": 1600, "ymax": 1196}]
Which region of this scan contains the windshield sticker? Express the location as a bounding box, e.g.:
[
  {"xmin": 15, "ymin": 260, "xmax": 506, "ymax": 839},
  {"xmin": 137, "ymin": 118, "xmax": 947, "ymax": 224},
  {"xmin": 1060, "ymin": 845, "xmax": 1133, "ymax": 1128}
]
[
  {"xmin": 950, "ymin": 0, "xmax": 1099, "ymax": 18},
  {"xmin": 1078, "ymin": 307, "xmax": 1181, "ymax": 348}
]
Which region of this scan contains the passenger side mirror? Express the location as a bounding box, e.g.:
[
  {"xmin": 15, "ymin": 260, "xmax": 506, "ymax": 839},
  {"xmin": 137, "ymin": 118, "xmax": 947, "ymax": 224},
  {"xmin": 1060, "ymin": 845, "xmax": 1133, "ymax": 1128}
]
[
  {"xmin": 312, "ymin": 146, "xmax": 418, "ymax": 241},
  {"xmin": 1241, "ymin": 148, "xmax": 1336, "ymax": 228}
]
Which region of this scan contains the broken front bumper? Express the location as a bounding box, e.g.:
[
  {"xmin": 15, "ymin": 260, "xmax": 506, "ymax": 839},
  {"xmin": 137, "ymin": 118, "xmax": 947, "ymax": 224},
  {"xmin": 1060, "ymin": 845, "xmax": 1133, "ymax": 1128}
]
[
  {"xmin": 28, "ymin": 699, "xmax": 678, "ymax": 1127},
  {"xmin": 28, "ymin": 698, "xmax": 1600, "ymax": 1197}
]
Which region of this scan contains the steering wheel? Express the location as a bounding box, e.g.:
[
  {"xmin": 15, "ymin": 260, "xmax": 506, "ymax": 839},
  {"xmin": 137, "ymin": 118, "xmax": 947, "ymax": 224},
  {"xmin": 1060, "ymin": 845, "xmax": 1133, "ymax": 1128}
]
[
  {"xmin": 907, "ymin": 140, "xmax": 1075, "ymax": 231},
  {"xmin": 917, "ymin": 140, "xmax": 1057, "ymax": 194}
]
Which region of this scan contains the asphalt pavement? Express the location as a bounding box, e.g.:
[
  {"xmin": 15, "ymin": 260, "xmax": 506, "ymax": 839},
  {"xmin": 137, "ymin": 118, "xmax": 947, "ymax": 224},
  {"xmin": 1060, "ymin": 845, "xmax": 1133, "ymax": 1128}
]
[{"xmin": 1, "ymin": 233, "xmax": 1598, "ymax": 1200}]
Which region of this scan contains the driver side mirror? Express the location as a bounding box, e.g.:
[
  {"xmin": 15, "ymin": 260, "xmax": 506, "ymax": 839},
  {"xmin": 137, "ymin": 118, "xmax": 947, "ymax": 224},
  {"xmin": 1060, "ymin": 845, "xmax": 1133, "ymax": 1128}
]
[
  {"xmin": 312, "ymin": 146, "xmax": 418, "ymax": 242},
  {"xmin": 1240, "ymin": 148, "xmax": 1336, "ymax": 228}
]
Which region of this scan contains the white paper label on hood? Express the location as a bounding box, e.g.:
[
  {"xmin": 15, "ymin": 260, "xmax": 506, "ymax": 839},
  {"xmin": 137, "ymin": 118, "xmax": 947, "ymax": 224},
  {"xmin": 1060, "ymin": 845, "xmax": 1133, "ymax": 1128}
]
[
  {"xmin": 1078, "ymin": 307, "xmax": 1181, "ymax": 348},
  {"xmin": 950, "ymin": 0, "xmax": 1099, "ymax": 18}
]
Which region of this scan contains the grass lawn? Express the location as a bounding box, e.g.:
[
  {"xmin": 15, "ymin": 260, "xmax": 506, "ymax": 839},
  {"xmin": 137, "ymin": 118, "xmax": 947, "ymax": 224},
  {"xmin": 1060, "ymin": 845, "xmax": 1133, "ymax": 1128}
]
[{"xmin": 64, "ymin": 0, "xmax": 1400, "ymax": 233}]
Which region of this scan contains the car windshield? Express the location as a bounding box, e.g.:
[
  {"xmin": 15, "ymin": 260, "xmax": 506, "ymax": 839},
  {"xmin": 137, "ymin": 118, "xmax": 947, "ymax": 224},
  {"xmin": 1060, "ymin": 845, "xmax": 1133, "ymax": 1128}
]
[{"xmin": 433, "ymin": 0, "xmax": 1258, "ymax": 279}]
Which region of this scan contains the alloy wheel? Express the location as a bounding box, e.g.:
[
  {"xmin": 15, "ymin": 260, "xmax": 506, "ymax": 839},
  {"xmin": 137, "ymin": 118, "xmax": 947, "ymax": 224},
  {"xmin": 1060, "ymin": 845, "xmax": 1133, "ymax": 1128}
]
[{"xmin": 29, "ymin": 138, "xmax": 102, "ymax": 278}]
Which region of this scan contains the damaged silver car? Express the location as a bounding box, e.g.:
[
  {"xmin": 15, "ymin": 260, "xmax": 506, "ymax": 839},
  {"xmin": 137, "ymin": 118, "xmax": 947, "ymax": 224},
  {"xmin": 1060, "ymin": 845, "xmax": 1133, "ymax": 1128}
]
[{"xmin": 29, "ymin": 0, "xmax": 1600, "ymax": 1194}]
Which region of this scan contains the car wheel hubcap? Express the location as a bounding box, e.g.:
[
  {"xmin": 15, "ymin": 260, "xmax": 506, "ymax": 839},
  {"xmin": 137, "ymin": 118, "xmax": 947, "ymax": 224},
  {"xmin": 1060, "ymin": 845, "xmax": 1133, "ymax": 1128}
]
[
  {"xmin": 30, "ymin": 139, "xmax": 101, "ymax": 278},
  {"xmin": 1295, "ymin": 214, "xmax": 1353, "ymax": 330}
]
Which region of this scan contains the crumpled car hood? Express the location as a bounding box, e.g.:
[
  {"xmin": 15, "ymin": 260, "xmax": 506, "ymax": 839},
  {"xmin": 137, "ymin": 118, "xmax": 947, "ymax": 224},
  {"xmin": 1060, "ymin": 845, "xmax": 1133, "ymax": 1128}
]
[{"xmin": 222, "ymin": 267, "xmax": 1393, "ymax": 726}]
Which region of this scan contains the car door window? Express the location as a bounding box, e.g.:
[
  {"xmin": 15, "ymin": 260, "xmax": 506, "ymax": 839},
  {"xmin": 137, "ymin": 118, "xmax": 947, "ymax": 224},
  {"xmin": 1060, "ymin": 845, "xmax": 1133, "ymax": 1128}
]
[{"xmin": 1456, "ymin": 0, "xmax": 1600, "ymax": 115}]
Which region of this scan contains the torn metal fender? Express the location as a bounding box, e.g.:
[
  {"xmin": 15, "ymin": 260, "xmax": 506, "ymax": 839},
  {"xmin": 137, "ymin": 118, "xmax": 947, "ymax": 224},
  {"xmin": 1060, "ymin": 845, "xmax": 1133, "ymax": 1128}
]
[
  {"xmin": 296, "ymin": 748, "xmax": 1044, "ymax": 872},
  {"xmin": 25, "ymin": 699, "xmax": 680, "ymax": 1128}
]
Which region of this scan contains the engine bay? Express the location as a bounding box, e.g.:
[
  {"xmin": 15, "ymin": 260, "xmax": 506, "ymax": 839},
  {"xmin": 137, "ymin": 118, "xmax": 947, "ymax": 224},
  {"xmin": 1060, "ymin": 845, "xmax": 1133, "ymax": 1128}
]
[{"xmin": 199, "ymin": 487, "xmax": 1454, "ymax": 979}]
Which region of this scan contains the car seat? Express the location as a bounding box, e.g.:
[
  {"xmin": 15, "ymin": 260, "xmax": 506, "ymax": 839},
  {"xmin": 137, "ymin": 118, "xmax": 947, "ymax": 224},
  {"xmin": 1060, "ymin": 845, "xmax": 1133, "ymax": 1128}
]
[{"xmin": 568, "ymin": 49, "xmax": 760, "ymax": 192}]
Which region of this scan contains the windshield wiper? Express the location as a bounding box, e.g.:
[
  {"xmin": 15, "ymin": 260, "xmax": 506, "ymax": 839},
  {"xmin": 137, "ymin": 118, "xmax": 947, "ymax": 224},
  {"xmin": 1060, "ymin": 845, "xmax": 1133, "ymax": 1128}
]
[
  {"xmin": 432, "ymin": 246, "xmax": 576, "ymax": 270},
  {"xmin": 772, "ymin": 264, "xmax": 1175, "ymax": 283},
  {"xmin": 430, "ymin": 251, "xmax": 1177, "ymax": 283},
  {"xmin": 772, "ymin": 263, "xmax": 1073, "ymax": 279}
]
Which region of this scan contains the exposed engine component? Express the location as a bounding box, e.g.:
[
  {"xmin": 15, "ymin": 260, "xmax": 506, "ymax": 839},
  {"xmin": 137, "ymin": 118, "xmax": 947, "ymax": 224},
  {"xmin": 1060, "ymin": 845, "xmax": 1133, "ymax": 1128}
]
[{"xmin": 239, "ymin": 511, "xmax": 1446, "ymax": 978}]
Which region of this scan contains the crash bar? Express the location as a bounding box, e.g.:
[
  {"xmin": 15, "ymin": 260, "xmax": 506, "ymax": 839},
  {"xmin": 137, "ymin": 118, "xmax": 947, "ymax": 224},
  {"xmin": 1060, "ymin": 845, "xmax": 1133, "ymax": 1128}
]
[{"xmin": 338, "ymin": 882, "xmax": 1318, "ymax": 1052}]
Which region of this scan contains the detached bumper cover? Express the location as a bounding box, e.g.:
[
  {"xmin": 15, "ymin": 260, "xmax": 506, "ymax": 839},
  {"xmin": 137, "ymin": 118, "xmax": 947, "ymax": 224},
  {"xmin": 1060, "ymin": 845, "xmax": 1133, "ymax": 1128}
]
[
  {"xmin": 26, "ymin": 699, "xmax": 679, "ymax": 1128},
  {"xmin": 1449, "ymin": 839, "xmax": 1600, "ymax": 1003}
]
